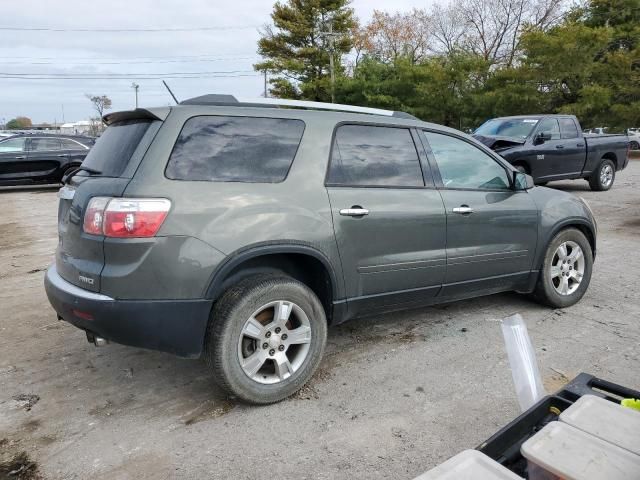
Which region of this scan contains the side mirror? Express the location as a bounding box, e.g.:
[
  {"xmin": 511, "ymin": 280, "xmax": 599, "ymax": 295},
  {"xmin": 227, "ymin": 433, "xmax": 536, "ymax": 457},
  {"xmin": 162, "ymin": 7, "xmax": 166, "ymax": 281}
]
[
  {"xmin": 513, "ymin": 171, "xmax": 535, "ymax": 190},
  {"xmin": 534, "ymin": 131, "xmax": 552, "ymax": 145}
]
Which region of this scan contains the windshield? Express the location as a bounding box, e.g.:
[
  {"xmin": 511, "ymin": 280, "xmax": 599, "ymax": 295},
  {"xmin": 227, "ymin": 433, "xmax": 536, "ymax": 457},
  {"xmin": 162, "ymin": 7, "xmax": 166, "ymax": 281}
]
[
  {"xmin": 475, "ymin": 118, "xmax": 539, "ymax": 138},
  {"xmin": 80, "ymin": 119, "xmax": 153, "ymax": 177}
]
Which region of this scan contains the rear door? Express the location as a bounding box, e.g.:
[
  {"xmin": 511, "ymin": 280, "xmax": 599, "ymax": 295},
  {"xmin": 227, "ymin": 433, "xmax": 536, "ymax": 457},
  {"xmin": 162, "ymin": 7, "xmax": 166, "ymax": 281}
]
[
  {"xmin": 56, "ymin": 119, "xmax": 159, "ymax": 292},
  {"xmin": 420, "ymin": 130, "xmax": 538, "ymax": 296},
  {"xmin": 0, "ymin": 137, "xmax": 29, "ymax": 181},
  {"xmin": 557, "ymin": 117, "xmax": 587, "ymax": 176},
  {"xmin": 326, "ymin": 124, "xmax": 446, "ymax": 315},
  {"xmin": 27, "ymin": 137, "xmax": 64, "ymax": 180}
]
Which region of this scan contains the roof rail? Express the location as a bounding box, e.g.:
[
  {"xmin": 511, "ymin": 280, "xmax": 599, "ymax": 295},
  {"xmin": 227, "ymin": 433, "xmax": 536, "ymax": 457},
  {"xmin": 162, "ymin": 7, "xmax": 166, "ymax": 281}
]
[{"xmin": 179, "ymin": 94, "xmax": 417, "ymax": 119}]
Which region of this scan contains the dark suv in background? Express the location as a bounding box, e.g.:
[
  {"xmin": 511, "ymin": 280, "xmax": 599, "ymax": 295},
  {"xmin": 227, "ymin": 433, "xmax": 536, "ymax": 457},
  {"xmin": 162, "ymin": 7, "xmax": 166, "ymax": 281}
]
[
  {"xmin": 0, "ymin": 134, "xmax": 94, "ymax": 186},
  {"xmin": 45, "ymin": 96, "xmax": 597, "ymax": 404}
]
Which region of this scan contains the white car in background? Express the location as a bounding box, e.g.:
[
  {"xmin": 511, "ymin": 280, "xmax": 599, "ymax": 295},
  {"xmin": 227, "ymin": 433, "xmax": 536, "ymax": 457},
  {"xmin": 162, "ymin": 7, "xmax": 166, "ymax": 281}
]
[{"xmin": 627, "ymin": 128, "xmax": 639, "ymax": 150}]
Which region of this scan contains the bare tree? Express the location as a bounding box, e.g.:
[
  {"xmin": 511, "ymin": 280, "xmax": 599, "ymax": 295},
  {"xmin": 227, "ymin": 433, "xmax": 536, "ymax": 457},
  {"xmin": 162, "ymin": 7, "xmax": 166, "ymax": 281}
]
[
  {"xmin": 429, "ymin": 0, "xmax": 568, "ymax": 66},
  {"xmin": 358, "ymin": 9, "xmax": 432, "ymax": 64},
  {"xmin": 85, "ymin": 94, "xmax": 112, "ymax": 136}
]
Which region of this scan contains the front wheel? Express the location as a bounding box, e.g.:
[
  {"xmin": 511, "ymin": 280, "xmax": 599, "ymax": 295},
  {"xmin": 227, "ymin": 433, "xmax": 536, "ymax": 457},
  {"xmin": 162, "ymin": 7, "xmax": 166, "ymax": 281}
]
[
  {"xmin": 532, "ymin": 228, "xmax": 593, "ymax": 308},
  {"xmin": 630, "ymin": 141, "xmax": 639, "ymax": 150},
  {"xmin": 588, "ymin": 159, "xmax": 615, "ymax": 191},
  {"xmin": 205, "ymin": 275, "xmax": 327, "ymax": 404}
]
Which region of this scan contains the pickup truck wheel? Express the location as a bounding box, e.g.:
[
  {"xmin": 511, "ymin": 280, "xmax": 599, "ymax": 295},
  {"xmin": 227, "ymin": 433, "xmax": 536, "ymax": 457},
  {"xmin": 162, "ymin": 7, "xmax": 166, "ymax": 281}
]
[
  {"xmin": 204, "ymin": 274, "xmax": 327, "ymax": 405},
  {"xmin": 532, "ymin": 228, "xmax": 593, "ymax": 308},
  {"xmin": 588, "ymin": 159, "xmax": 615, "ymax": 191}
]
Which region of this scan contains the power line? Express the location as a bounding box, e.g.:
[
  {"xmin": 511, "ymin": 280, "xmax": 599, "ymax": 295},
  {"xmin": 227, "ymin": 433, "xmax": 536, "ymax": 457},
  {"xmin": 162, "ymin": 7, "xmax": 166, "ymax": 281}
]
[
  {"xmin": 0, "ymin": 53, "xmax": 257, "ymax": 60},
  {"xmin": 0, "ymin": 57, "xmax": 258, "ymax": 65},
  {"xmin": 0, "ymin": 74, "xmax": 261, "ymax": 80},
  {"xmin": 0, "ymin": 69, "xmax": 255, "ymax": 76},
  {"xmin": 0, "ymin": 25, "xmax": 259, "ymax": 32}
]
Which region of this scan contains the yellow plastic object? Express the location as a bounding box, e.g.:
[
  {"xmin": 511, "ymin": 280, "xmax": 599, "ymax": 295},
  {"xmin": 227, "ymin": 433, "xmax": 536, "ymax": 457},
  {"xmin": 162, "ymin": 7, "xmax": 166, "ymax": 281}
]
[{"xmin": 621, "ymin": 398, "xmax": 640, "ymax": 411}]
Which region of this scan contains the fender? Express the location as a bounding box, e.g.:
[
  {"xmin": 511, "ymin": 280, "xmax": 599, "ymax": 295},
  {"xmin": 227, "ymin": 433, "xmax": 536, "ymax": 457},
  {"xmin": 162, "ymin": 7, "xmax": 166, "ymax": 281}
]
[
  {"xmin": 537, "ymin": 217, "xmax": 597, "ymax": 269},
  {"xmin": 204, "ymin": 241, "xmax": 342, "ymax": 302}
]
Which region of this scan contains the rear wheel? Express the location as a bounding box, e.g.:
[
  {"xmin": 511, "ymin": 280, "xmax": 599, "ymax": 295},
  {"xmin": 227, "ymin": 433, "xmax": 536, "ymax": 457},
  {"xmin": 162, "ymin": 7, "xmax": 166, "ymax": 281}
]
[
  {"xmin": 205, "ymin": 275, "xmax": 327, "ymax": 404},
  {"xmin": 60, "ymin": 164, "xmax": 80, "ymax": 183},
  {"xmin": 630, "ymin": 141, "xmax": 639, "ymax": 150},
  {"xmin": 588, "ymin": 159, "xmax": 615, "ymax": 191},
  {"xmin": 532, "ymin": 228, "xmax": 593, "ymax": 308}
]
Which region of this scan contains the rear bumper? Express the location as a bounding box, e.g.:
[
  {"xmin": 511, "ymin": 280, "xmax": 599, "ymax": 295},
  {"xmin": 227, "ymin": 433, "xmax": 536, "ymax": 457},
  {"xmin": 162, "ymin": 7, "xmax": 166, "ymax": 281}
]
[{"xmin": 44, "ymin": 265, "xmax": 212, "ymax": 358}]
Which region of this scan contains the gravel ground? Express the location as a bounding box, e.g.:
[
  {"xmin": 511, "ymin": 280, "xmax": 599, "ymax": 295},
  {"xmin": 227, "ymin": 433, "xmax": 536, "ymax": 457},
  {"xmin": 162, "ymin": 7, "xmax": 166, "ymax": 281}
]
[{"xmin": 1, "ymin": 161, "xmax": 638, "ymax": 480}]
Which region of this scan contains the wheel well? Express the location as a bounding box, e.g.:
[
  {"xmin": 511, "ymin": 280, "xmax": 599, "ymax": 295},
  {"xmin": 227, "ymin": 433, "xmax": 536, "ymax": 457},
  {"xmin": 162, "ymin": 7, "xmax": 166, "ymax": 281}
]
[
  {"xmin": 214, "ymin": 253, "xmax": 334, "ymax": 322},
  {"xmin": 556, "ymin": 224, "xmax": 596, "ymax": 259},
  {"xmin": 601, "ymin": 152, "xmax": 617, "ymax": 168}
]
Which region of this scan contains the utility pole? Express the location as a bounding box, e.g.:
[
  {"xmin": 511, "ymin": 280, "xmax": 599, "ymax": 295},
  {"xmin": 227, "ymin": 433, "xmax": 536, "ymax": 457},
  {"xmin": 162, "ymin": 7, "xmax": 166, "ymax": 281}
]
[
  {"xmin": 132, "ymin": 82, "xmax": 139, "ymax": 108},
  {"xmin": 321, "ymin": 21, "xmax": 339, "ymax": 103},
  {"xmin": 263, "ymin": 70, "xmax": 268, "ymax": 98}
]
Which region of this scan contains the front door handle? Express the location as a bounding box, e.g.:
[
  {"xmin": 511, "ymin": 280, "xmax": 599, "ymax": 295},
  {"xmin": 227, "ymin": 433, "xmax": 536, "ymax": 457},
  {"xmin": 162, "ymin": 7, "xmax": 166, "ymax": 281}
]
[
  {"xmin": 339, "ymin": 206, "xmax": 369, "ymax": 217},
  {"xmin": 452, "ymin": 205, "xmax": 473, "ymax": 215},
  {"xmin": 14, "ymin": 156, "xmax": 26, "ymax": 159},
  {"xmin": 56, "ymin": 154, "xmax": 69, "ymax": 157},
  {"xmin": 555, "ymin": 145, "xmax": 565, "ymax": 149}
]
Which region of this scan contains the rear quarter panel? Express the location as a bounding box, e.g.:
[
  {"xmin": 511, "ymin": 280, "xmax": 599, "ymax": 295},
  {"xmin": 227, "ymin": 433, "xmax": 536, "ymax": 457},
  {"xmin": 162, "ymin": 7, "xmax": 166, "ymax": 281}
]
[{"xmin": 584, "ymin": 135, "xmax": 629, "ymax": 173}]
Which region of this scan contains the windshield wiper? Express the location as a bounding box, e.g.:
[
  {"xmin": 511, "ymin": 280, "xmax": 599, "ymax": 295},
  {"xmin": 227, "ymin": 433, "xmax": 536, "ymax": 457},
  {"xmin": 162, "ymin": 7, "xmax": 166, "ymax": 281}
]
[{"xmin": 62, "ymin": 165, "xmax": 102, "ymax": 184}]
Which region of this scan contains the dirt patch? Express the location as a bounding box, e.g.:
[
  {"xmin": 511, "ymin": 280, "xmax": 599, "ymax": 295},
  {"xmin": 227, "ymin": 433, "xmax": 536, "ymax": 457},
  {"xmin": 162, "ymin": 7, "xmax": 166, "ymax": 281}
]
[
  {"xmin": 619, "ymin": 217, "xmax": 640, "ymax": 229},
  {"xmin": 182, "ymin": 399, "xmax": 235, "ymax": 426},
  {"xmin": 0, "ymin": 451, "xmax": 41, "ymax": 480},
  {"xmin": 12, "ymin": 395, "xmax": 40, "ymax": 412}
]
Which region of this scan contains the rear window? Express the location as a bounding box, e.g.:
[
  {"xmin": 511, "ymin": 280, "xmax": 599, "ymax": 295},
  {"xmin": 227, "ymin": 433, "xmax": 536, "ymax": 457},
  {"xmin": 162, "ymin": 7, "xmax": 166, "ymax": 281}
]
[
  {"xmin": 165, "ymin": 116, "xmax": 305, "ymax": 183},
  {"xmin": 81, "ymin": 119, "xmax": 152, "ymax": 177}
]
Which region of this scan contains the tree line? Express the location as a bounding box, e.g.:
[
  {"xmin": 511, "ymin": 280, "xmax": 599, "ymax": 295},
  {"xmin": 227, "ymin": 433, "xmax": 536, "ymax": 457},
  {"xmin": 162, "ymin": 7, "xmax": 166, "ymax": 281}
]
[{"xmin": 255, "ymin": 0, "xmax": 640, "ymax": 131}]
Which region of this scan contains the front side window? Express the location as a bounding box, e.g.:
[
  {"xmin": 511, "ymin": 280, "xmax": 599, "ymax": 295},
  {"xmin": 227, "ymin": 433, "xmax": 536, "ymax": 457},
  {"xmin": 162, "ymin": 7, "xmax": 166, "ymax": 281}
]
[
  {"xmin": 537, "ymin": 118, "xmax": 561, "ymax": 140},
  {"xmin": 166, "ymin": 116, "xmax": 305, "ymax": 183},
  {"xmin": 30, "ymin": 138, "xmax": 61, "ymax": 151},
  {"xmin": 327, "ymin": 125, "xmax": 424, "ymax": 187},
  {"xmin": 0, "ymin": 137, "xmax": 26, "ymax": 153},
  {"xmin": 424, "ymin": 132, "xmax": 510, "ymax": 190},
  {"xmin": 559, "ymin": 118, "xmax": 579, "ymax": 139}
]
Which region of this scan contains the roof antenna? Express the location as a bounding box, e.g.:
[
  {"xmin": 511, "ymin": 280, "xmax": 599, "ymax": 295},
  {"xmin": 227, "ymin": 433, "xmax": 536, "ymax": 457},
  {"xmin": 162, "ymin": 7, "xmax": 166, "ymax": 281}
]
[{"xmin": 162, "ymin": 80, "xmax": 179, "ymax": 105}]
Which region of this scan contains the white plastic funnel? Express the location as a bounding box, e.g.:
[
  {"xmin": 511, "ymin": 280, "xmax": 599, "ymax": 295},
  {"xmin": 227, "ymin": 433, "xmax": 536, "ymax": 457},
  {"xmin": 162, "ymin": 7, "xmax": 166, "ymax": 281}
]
[{"xmin": 501, "ymin": 314, "xmax": 546, "ymax": 412}]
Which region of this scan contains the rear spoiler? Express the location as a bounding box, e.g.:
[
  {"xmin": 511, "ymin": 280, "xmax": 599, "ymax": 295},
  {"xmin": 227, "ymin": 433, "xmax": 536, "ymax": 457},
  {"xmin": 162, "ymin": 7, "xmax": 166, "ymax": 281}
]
[{"xmin": 102, "ymin": 107, "xmax": 170, "ymax": 126}]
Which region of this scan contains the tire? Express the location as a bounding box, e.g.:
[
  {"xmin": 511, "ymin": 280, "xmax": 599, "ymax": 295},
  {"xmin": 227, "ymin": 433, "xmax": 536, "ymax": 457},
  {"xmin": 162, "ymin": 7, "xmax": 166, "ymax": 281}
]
[
  {"xmin": 60, "ymin": 164, "xmax": 80, "ymax": 183},
  {"xmin": 532, "ymin": 228, "xmax": 593, "ymax": 308},
  {"xmin": 588, "ymin": 159, "xmax": 615, "ymax": 191},
  {"xmin": 630, "ymin": 141, "xmax": 639, "ymax": 150},
  {"xmin": 204, "ymin": 274, "xmax": 327, "ymax": 404},
  {"xmin": 514, "ymin": 164, "xmax": 527, "ymax": 174}
]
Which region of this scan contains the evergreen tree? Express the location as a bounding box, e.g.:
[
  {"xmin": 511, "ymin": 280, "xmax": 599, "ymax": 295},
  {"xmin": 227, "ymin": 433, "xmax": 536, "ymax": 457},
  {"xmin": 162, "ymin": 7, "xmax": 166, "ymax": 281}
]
[{"xmin": 255, "ymin": 0, "xmax": 355, "ymax": 101}]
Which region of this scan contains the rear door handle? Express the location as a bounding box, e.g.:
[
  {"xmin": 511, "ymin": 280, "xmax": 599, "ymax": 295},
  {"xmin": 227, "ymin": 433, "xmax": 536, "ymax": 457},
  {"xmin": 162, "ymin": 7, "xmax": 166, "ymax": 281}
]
[
  {"xmin": 56, "ymin": 154, "xmax": 69, "ymax": 157},
  {"xmin": 339, "ymin": 207, "xmax": 369, "ymax": 217},
  {"xmin": 452, "ymin": 206, "xmax": 473, "ymax": 215},
  {"xmin": 14, "ymin": 156, "xmax": 26, "ymax": 159},
  {"xmin": 555, "ymin": 145, "xmax": 564, "ymax": 149}
]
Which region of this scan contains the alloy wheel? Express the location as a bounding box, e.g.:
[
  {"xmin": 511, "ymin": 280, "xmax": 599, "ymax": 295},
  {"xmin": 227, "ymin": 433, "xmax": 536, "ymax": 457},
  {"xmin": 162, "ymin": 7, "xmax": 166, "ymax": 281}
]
[
  {"xmin": 237, "ymin": 300, "xmax": 312, "ymax": 384},
  {"xmin": 549, "ymin": 241, "xmax": 585, "ymax": 296}
]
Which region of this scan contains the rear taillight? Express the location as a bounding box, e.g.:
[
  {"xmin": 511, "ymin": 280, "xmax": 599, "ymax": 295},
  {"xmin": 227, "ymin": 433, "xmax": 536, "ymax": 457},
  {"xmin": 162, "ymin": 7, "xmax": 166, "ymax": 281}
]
[{"xmin": 83, "ymin": 197, "xmax": 171, "ymax": 238}]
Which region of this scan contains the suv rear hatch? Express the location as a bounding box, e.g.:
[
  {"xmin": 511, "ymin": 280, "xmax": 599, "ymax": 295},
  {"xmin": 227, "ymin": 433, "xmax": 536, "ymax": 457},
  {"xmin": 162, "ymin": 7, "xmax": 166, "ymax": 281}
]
[{"xmin": 56, "ymin": 108, "xmax": 167, "ymax": 293}]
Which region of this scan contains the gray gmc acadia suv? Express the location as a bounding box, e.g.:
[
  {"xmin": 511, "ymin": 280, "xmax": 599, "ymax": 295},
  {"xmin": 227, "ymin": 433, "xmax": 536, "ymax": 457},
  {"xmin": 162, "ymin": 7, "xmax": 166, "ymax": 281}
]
[{"xmin": 45, "ymin": 95, "xmax": 597, "ymax": 404}]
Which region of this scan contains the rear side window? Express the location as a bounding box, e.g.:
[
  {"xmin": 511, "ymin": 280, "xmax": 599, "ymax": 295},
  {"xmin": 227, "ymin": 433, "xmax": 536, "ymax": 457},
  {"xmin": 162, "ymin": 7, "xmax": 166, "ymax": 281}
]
[
  {"xmin": 327, "ymin": 125, "xmax": 424, "ymax": 187},
  {"xmin": 81, "ymin": 119, "xmax": 152, "ymax": 177},
  {"xmin": 30, "ymin": 138, "xmax": 61, "ymax": 151},
  {"xmin": 559, "ymin": 118, "xmax": 579, "ymax": 139},
  {"xmin": 166, "ymin": 116, "xmax": 305, "ymax": 183}
]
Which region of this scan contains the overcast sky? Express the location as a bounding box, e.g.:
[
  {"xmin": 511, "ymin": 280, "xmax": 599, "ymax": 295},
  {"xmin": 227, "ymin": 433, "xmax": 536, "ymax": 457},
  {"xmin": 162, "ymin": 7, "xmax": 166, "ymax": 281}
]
[{"xmin": 0, "ymin": 0, "xmax": 433, "ymax": 124}]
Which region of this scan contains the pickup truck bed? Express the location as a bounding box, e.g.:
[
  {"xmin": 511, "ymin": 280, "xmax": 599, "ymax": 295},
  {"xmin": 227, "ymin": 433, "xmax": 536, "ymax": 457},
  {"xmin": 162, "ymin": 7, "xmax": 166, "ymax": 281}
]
[{"xmin": 474, "ymin": 115, "xmax": 629, "ymax": 191}]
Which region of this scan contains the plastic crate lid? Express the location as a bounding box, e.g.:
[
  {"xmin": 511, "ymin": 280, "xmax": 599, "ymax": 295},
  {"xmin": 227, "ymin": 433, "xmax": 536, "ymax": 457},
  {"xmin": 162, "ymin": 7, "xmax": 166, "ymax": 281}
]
[
  {"xmin": 521, "ymin": 421, "xmax": 640, "ymax": 480},
  {"xmin": 560, "ymin": 394, "xmax": 640, "ymax": 456},
  {"xmin": 413, "ymin": 450, "xmax": 523, "ymax": 480}
]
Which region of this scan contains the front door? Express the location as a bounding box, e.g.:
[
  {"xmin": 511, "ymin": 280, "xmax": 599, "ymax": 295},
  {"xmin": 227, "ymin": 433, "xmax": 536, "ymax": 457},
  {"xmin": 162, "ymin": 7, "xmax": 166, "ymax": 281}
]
[
  {"xmin": 420, "ymin": 130, "xmax": 539, "ymax": 297},
  {"xmin": 530, "ymin": 117, "xmax": 566, "ymax": 181},
  {"xmin": 326, "ymin": 124, "xmax": 447, "ymax": 315},
  {"xmin": 0, "ymin": 137, "xmax": 29, "ymax": 182},
  {"xmin": 557, "ymin": 117, "xmax": 586, "ymax": 177}
]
